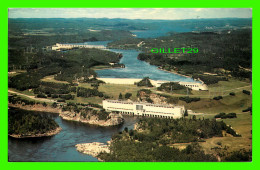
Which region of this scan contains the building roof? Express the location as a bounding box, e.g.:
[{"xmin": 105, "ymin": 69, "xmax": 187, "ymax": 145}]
[{"xmin": 103, "ymin": 100, "xmax": 184, "ymax": 108}]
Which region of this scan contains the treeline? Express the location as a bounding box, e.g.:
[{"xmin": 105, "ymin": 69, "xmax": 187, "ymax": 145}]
[
  {"xmin": 80, "ymin": 108, "xmax": 109, "ymax": 120},
  {"xmin": 8, "ymin": 108, "xmax": 59, "ymax": 136},
  {"xmin": 192, "ymin": 75, "xmax": 228, "ymax": 85},
  {"xmin": 34, "ymin": 82, "xmax": 72, "ymax": 95},
  {"xmin": 135, "ymin": 29, "xmax": 252, "ymax": 80},
  {"xmin": 61, "ymin": 102, "xmax": 109, "ymax": 120},
  {"xmin": 9, "ymin": 18, "xmax": 134, "ymax": 49},
  {"xmin": 135, "ymin": 77, "xmax": 153, "ymax": 87},
  {"xmin": 98, "ymin": 117, "xmax": 241, "ymax": 161},
  {"xmin": 8, "ymin": 48, "xmax": 120, "ymax": 91},
  {"xmin": 8, "ymin": 95, "xmax": 38, "ymax": 106},
  {"xmin": 131, "ymin": 117, "xmax": 241, "ymax": 144},
  {"xmin": 179, "ymin": 96, "xmax": 200, "ymax": 103},
  {"xmin": 77, "ymin": 87, "xmax": 104, "ymax": 98},
  {"xmin": 215, "ymin": 113, "xmax": 237, "ymax": 119},
  {"xmin": 157, "ymin": 82, "xmax": 187, "ymax": 92},
  {"xmin": 34, "ymin": 83, "xmax": 107, "ymax": 101},
  {"xmin": 99, "ymin": 140, "xmax": 217, "ymax": 162},
  {"xmin": 8, "ymin": 64, "xmax": 61, "ymax": 91}
]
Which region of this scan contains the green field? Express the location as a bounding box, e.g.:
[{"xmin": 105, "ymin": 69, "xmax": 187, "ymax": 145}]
[
  {"xmin": 200, "ymin": 112, "xmax": 252, "ymax": 156},
  {"xmin": 98, "ymin": 83, "xmax": 144, "ymax": 100},
  {"xmin": 41, "ymin": 75, "xmax": 70, "ymax": 84},
  {"xmin": 178, "ymin": 91, "xmax": 251, "ymax": 114},
  {"xmin": 154, "ymin": 78, "xmax": 251, "ymax": 99}
]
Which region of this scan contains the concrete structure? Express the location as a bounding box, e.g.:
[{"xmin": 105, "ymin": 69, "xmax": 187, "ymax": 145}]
[
  {"xmin": 97, "ymin": 77, "xmax": 208, "ymax": 91},
  {"xmin": 52, "ymin": 43, "xmax": 106, "ymax": 51},
  {"xmin": 102, "ymin": 100, "xmax": 185, "ymax": 119}
]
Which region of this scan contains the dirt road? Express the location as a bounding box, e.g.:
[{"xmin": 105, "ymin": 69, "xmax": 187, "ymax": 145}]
[{"xmin": 8, "ymin": 89, "xmax": 57, "ymax": 103}]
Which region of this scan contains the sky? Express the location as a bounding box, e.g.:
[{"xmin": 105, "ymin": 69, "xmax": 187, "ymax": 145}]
[{"xmin": 8, "ymin": 8, "xmax": 252, "ymax": 20}]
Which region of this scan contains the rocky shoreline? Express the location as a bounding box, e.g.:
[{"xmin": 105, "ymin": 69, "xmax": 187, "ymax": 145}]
[
  {"xmin": 8, "ymin": 103, "xmax": 62, "ymax": 114},
  {"xmin": 9, "ymin": 127, "xmax": 62, "ymax": 138},
  {"xmin": 157, "ymin": 67, "xmax": 192, "ymax": 79},
  {"xmin": 60, "ymin": 112, "xmax": 124, "ymax": 127},
  {"xmin": 75, "ymin": 141, "xmax": 110, "ymax": 161},
  {"xmin": 9, "ymin": 103, "xmax": 124, "ymax": 127},
  {"xmin": 157, "ymin": 67, "xmax": 205, "ymax": 84}
]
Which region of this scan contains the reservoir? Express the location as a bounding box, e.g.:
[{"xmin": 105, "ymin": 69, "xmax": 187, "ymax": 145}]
[
  {"xmin": 82, "ymin": 41, "xmax": 196, "ymax": 82},
  {"xmin": 9, "ymin": 40, "xmax": 195, "ymax": 162}
]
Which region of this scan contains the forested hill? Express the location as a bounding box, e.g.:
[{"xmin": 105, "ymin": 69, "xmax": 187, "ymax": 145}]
[
  {"xmin": 8, "ymin": 18, "xmax": 251, "ymax": 49},
  {"xmin": 9, "ymin": 48, "xmax": 121, "ymax": 90},
  {"xmin": 8, "ymin": 108, "xmax": 59, "ymax": 137},
  {"xmin": 108, "ymin": 29, "xmax": 252, "ymax": 79}
]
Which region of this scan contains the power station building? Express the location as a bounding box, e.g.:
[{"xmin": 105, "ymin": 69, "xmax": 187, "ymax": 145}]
[{"xmin": 102, "ymin": 100, "xmax": 185, "ymax": 119}]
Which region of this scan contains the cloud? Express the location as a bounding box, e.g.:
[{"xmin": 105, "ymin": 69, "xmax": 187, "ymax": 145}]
[{"xmin": 8, "ymin": 8, "xmax": 252, "ymax": 20}]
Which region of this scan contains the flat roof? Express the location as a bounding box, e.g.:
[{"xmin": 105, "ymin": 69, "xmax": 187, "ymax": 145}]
[{"xmin": 103, "ymin": 100, "xmax": 184, "ymax": 108}]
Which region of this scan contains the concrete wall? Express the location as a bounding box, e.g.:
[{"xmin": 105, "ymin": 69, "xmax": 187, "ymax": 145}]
[{"xmin": 97, "ymin": 77, "xmax": 208, "ymax": 91}]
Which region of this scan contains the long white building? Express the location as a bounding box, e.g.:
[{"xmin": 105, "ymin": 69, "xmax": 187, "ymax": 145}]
[
  {"xmin": 102, "ymin": 100, "xmax": 185, "ymax": 119},
  {"xmin": 52, "ymin": 43, "xmax": 106, "ymax": 51}
]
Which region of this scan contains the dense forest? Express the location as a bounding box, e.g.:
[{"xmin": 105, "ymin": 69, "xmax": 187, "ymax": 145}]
[
  {"xmin": 8, "ymin": 108, "xmax": 59, "ymax": 136},
  {"xmin": 8, "ymin": 18, "xmax": 136, "ymax": 49},
  {"xmin": 109, "ymin": 29, "xmax": 252, "ymax": 80},
  {"xmin": 9, "ymin": 18, "xmax": 251, "ymax": 49},
  {"xmin": 98, "ymin": 117, "xmax": 243, "ymax": 161},
  {"xmin": 8, "ymin": 48, "xmax": 121, "ymax": 90}
]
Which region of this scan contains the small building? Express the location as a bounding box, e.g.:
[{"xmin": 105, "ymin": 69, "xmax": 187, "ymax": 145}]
[
  {"xmin": 102, "ymin": 100, "xmax": 185, "ymax": 119},
  {"xmin": 178, "ymin": 82, "xmax": 208, "ymax": 91}
]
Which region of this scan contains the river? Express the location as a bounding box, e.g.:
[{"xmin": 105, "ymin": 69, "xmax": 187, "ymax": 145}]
[
  {"xmin": 9, "ymin": 37, "xmax": 196, "ymax": 162},
  {"xmin": 78, "ymin": 41, "xmax": 196, "ymax": 82},
  {"xmin": 8, "ymin": 109, "xmax": 138, "ymax": 162}
]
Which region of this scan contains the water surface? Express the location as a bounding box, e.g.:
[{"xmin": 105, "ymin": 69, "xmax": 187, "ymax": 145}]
[{"xmin": 8, "ymin": 109, "xmax": 138, "ymax": 162}]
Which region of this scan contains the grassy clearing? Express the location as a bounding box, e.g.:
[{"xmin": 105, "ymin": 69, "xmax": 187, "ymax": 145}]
[
  {"xmin": 9, "ymin": 88, "xmax": 35, "ymax": 96},
  {"xmin": 8, "ymin": 70, "xmax": 26, "ymax": 77},
  {"xmin": 41, "ymin": 75, "xmax": 69, "ymax": 84},
  {"xmin": 98, "ymin": 84, "xmax": 145, "ymax": 101},
  {"xmin": 92, "ymin": 65, "xmax": 113, "ymax": 70},
  {"xmin": 200, "ymin": 112, "xmax": 252, "ymax": 155},
  {"xmin": 179, "ymin": 91, "xmax": 251, "ymax": 114},
  {"xmin": 155, "ymin": 78, "xmax": 251, "ymax": 99}
]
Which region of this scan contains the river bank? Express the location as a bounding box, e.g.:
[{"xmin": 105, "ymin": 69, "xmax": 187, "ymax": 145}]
[
  {"xmin": 8, "ymin": 127, "xmax": 62, "ymax": 138},
  {"xmin": 157, "ymin": 67, "xmax": 206, "ymax": 85},
  {"xmin": 60, "ymin": 112, "xmax": 124, "ymax": 127},
  {"xmin": 8, "ymin": 103, "xmax": 124, "ymax": 127},
  {"xmin": 157, "ymin": 67, "xmax": 192, "ymax": 79},
  {"xmin": 75, "ymin": 141, "xmax": 110, "ymax": 161}
]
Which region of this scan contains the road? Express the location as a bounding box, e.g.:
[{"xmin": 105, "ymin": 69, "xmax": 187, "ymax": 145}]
[{"xmin": 8, "ymin": 89, "xmax": 57, "ymax": 103}]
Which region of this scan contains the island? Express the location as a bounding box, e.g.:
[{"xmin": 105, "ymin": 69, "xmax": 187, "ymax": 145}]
[{"xmin": 8, "ymin": 108, "xmax": 62, "ymax": 138}]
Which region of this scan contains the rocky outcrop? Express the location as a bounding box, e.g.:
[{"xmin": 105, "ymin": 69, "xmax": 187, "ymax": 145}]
[
  {"xmin": 60, "ymin": 112, "xmax": 124, "ymax": 127},
  {"xmin": 8, "ymin": 103, "xmax": 62, "ymax": 114},
  {"xmin": 9, "ymin": 103, "xmax": 124, "ymax": 127},
  {"xmin": 75, "ymin": 142, "xmax": 110, "ymax": 161},
  {"xmin": 9, "ymin": 127, "xmax": 62, "ymax": 138}
]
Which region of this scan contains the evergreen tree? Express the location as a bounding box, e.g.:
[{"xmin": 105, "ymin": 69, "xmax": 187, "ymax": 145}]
[{"xmin": 119, "ymin": 93, "xmax": 123, "ymax": 100}]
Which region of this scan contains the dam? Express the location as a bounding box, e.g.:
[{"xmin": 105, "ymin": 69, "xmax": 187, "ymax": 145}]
[
  {"xmin": 97, "ymin": 77, "xmax": 208, "ymax": 90},
  {"xmin": 52, "ymin": 41, "xmax": 208, "ymax": 90}
]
